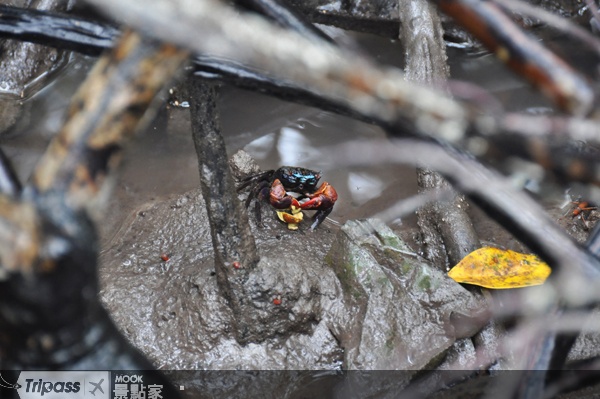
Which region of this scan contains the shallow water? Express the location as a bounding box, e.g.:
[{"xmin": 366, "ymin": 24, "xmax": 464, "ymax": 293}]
[{"xmin": 0, "ymin": 30, "xmax": 561, "ymax": 245}]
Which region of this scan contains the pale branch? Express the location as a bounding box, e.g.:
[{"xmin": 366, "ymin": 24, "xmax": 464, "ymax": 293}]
[
  {"xmin": 501, "ymin": 113, "xmax": 600, "ymax": 142},
  {"xmin": 327, "ymin": 139, "xmax": 600, "ymax": 299},
  {"xmin": 236, "ymin": 0, "xmax": 333, "ymax": 43},
  {"xmin": 3, "ymin": 4, "xmax": 600, "ymax": 150},
  {"xmin": 83, "ymin": 0, "xmax": 471, "ymax": 143}
]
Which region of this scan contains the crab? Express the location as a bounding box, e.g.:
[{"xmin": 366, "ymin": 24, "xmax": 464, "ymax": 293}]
[{"xmin": 238, "ymin": 166, "xmax": 338, "ymax": 230}]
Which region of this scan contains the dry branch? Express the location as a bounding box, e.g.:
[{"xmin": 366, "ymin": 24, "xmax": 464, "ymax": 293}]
[
  {"xmin": 433, "ymin": 0, "xmax": 595, "ymax": 115},
  {"xmin": 30, "ymin": 31, "xmax": 188, "ymax": 212},
  {"xmin": 83, "ymin": 0, "xmax": 470, "ymax": 142}
]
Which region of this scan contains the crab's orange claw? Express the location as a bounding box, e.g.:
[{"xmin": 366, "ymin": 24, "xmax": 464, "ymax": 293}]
[
  {"xmin": 300, "ymin": 182, "xmax": 338, "ymax": 210},
  {"xmin": 300, "ymin": 182, "xmax": 338, "ymax": 230},
  {"xmin": 270, "ymin": 179, "xmax": 301, "ymax": 209}
]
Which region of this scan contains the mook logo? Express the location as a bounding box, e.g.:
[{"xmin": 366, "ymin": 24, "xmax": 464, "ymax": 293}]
[
  {"xmin": 113, "ymin": 375, "xmax": 143, "ymax": 384},
  {"xmin": 112, "ymin": 372, "xmax": 165, "ymax": 399},
  {"xmin": 16, "ymin": 371, "xmax": 109, "ymax": 399}
]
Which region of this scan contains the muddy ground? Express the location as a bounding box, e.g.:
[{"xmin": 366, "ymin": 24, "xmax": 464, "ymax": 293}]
[{"xmin": 95, "ymin": 147, "xmax": 600, "ymax": 397}]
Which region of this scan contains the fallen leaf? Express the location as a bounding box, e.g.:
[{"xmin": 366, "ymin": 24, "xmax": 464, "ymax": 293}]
[{"xmin": 448, "ymin": 247, "xmax": 551, "ymax": 289}]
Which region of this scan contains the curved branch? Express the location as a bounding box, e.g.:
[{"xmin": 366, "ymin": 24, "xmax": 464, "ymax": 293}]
[
  {"xmin": 329, "ymin": 139, "xmax": 600, "ymax": 285},
  {"xmin": 493, "ymin": 0, "xmax": 600, "ymax": 58},
  {"xmin": 0, "ymin": 5, "xmax": 118, "ymax": 55}
]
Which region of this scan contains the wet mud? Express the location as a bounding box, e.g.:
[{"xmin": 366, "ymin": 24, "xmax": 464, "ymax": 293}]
[
  {"xmin": 98, "ymin": 162, "xmax": 489, "ymax": 379},
  {"xmin": 99, "ymin": 182, "xmax": 345, "ymax": 370}
]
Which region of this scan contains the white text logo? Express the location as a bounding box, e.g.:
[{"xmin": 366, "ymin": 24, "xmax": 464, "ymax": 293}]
[{"xmin": 17, "ymin": 371, "xmax": 109, "ymax": 399}]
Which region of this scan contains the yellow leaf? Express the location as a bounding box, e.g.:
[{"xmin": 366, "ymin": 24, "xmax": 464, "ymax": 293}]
[{"xmin": 448, "ymin": 247, "xmax": 551, "ymax": 289}]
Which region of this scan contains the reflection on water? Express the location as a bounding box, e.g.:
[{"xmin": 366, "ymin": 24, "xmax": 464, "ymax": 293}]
[
  {"xmin": 224, "ymin": 100, "xmax": 418, "ymax": 228},
  {"xmin": 244, "ymin": 132, "xmax": 276, "ymax": 160},
  {"xmin": 244, "ymin": 125, "xmax": 322, "ymax": 166},
  {"xmin": 347, "ymin": 172, "xmax": 386, "ymax": 204},
  {"xmin": 276, "ymin": 126, "xmax": 319, "ymax": 166}
]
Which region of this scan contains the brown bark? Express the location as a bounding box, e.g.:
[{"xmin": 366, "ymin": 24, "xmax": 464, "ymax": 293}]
[{"xmin": 189, "ymin": 79, "xmax": 260, "ymax": 341}]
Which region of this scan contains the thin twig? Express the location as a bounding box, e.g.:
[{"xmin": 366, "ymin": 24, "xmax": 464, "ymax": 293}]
[
  {"xmin": 502, "ymin": 113, "xmax": 600, "ymax": 142},
  {"xmin": 372, "ymin": 189, "xmax": 455, "ymax": 222}
]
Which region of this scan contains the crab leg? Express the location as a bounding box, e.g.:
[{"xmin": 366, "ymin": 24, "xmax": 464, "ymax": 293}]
[{"xmin": 245, "ymin": 179, "xmax": 270, "ymax": 226}]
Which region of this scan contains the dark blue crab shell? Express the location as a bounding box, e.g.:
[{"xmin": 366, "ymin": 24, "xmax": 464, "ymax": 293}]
[{"xmin": 274, "ymin": 166, "xmax": 321, "ymax": 193}]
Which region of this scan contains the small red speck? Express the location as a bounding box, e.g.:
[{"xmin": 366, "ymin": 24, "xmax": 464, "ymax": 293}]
[
  {"xmin": 232, "ymin": 261, "xmax": 241, "ymax": 269},
  {"xmin": 273, "ymin": 297, "xmax": 282, "ymax": 306},
  {"xmin": 160, "ymin": 253, "xmax": 170, "ymax": 262}
]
